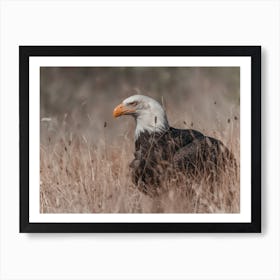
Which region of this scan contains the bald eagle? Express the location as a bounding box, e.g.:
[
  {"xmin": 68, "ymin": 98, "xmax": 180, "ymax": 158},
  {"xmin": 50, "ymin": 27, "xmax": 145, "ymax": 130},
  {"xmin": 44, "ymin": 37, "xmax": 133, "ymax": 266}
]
[{"xmin": 113, "ymin": 95, "xmax": 236, "ymax": 195}]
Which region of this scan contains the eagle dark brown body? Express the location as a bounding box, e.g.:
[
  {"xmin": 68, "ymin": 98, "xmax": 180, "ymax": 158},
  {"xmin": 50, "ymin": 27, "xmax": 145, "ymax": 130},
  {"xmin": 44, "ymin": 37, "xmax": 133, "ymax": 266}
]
[{"xmin": 129, "ymin": 127, "xmax": 236, "ymax": 194}]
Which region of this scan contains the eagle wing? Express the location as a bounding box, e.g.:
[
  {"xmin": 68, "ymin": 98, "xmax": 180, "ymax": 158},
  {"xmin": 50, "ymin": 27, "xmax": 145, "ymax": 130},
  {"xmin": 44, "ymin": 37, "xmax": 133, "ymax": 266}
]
[{"xmin": 173, "ymin": 137, "xmax": 229, "ymax": 175}]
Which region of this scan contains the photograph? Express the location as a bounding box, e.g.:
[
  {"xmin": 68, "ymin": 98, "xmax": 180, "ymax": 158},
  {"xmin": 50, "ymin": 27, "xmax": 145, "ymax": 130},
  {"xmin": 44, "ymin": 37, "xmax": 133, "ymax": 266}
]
[
  {"xmin": 40, "ymin": 66, "xmax": 240, "ymax": 214},
  {"xmin": 19, "ymin": 46, "xmax": 261, "ymax": 232}
]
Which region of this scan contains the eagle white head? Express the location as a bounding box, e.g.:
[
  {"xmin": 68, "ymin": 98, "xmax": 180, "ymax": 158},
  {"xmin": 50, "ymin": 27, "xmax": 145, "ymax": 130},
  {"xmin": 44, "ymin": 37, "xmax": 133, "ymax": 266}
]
[{"xmin": 113, "ymin": 95, "xmax": 169, "ymax": 138}]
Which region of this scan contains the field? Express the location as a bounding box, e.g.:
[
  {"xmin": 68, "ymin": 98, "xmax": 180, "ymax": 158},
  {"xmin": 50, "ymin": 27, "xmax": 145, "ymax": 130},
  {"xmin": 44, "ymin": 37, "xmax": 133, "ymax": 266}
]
[{"xmin": 40, "ymin": 67, "xmax": 240, "ymax": 213}]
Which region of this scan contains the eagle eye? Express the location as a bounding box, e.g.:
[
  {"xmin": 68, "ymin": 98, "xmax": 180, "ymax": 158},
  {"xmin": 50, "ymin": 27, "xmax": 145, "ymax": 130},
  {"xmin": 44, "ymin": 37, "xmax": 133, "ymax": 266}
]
[{"xmin": 128, "ymin": 101, "xmax": 138, "ymax": 107}]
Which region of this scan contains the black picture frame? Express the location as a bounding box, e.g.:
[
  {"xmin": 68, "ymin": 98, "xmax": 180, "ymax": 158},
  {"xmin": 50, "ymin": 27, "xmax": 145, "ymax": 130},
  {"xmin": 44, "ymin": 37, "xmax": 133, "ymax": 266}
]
[{"xmin": 20, "ymin": 46, "xmax": 261, "ymax": 233}]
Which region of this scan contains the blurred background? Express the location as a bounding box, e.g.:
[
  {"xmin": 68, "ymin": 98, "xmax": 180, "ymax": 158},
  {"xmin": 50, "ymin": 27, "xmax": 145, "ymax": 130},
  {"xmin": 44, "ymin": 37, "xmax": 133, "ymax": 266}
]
[{"xmin": 40, "ymin": 67, "xmax": 240, "ymax": 146}]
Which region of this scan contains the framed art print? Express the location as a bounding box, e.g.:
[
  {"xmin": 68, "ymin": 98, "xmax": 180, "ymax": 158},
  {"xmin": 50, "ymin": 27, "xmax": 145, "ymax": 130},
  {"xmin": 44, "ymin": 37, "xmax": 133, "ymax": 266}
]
[{"xmin": 19, "ymin": 46, "xmax": 261, "ymax": 233}]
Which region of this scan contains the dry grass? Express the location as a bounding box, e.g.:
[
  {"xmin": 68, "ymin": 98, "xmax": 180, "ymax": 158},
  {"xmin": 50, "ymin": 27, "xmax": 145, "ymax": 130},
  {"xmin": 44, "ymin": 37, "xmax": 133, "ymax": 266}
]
[{"xmin": 40, "ymin": 116, "xmax": 239, "ymax": 213}]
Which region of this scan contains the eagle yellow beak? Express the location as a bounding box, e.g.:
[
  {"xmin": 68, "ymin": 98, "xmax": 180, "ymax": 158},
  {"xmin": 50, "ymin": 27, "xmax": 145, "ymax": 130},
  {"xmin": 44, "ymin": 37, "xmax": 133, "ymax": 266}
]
[{"xmin": 113, "ymin": 103, "xmax": 135, "ymax": 118}]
